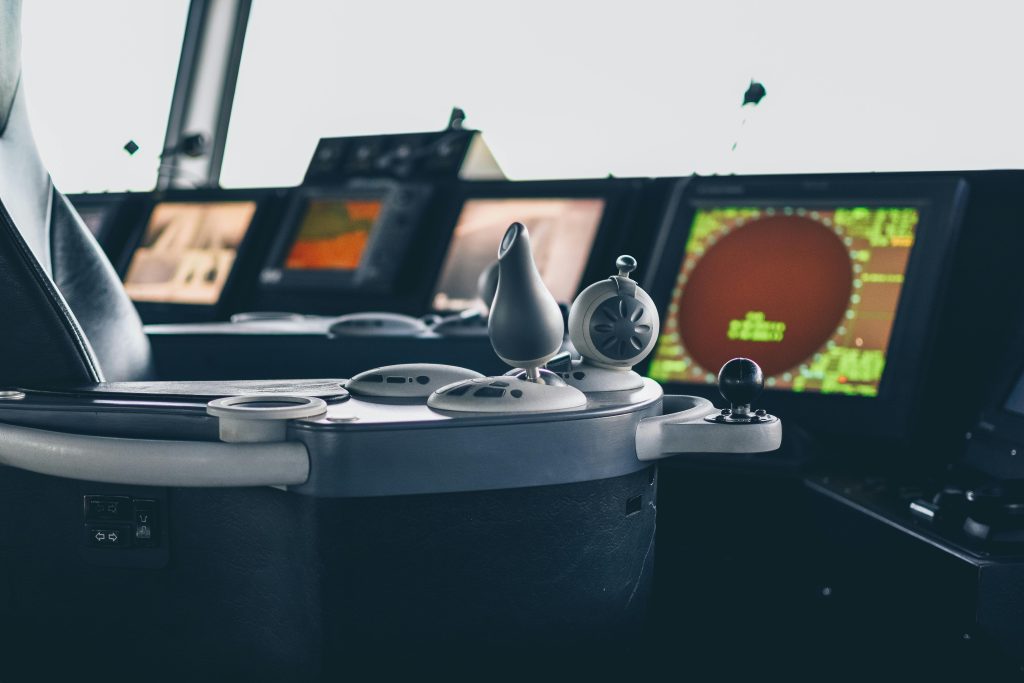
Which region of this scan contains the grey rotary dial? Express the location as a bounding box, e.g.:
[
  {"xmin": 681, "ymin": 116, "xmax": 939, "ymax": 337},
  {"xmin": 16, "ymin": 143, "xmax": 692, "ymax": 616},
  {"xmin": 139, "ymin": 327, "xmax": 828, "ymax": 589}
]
[{"xmin": 589, "ymin": 296, "xmax": 655, "ymax": 361}]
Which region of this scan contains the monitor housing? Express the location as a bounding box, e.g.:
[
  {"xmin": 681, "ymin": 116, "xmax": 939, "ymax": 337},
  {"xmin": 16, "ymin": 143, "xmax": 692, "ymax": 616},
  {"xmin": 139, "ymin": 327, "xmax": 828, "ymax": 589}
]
[
  {"xmin": 427, "ymin": 178, "xmax": 646, "ymax": 313},
  {"xmin": 259, "ymin": 179, "xmax": 432, "ymax": 298},
  {"xmin": 117, "ymin": 188, "xmax": 283, "ymax": 323},
  {"xmin": 638, "ymin": 174, "xmax": 968, "ymax": 440}
]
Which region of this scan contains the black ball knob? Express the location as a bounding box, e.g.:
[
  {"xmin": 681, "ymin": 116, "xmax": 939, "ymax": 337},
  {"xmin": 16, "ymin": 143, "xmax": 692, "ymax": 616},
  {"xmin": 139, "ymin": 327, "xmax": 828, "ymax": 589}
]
[{"xmin": 718, "ymin": 358, "xmax": 764, "ymax": 408}]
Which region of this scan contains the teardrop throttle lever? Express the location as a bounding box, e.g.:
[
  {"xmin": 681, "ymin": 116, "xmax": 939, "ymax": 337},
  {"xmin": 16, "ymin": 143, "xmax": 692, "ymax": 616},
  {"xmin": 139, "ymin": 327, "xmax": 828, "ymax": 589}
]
[
  {"xmin": 427, "ymin": 223, "xmax": 587, "ymax": 413},
  {"xmin": 487, "ymin": 222, "xmax": 566, "ymax": 383}
]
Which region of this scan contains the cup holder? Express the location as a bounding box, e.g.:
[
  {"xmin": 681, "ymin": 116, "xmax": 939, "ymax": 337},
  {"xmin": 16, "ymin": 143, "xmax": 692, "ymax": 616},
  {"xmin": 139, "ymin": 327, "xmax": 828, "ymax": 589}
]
[{"xmin": 207, "ymin": 395, "xmax": 327, "ymax": 443}]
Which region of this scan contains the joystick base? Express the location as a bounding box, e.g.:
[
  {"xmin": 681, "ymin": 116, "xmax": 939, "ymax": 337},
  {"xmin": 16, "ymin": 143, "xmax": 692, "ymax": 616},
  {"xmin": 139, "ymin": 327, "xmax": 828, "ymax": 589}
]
[
  {"xmin": 704, "ymin": 409, "xmax": 779, "ymax": 425},
  {"xmin": 558, "ymin": 360, "xmax": 646, "ymax": 393}
]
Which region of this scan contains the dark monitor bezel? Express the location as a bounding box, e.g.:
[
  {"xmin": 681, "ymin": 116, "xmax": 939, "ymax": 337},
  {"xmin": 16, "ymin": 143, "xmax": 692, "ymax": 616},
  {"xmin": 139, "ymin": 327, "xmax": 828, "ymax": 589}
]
[
  {"xmin": 636, "ymin": 174, "xmax": 968, "ymax": 440},
  {"xmin": 117, "ymin": 188, "xmax": 283, "ymax": 323},
  {"xmin": 427, "ymin": 178, "xmax": 646, "ymax": 313},
  {"xmin": 65, "ymin": 191, "xmax": 147, "ymax": 250}
]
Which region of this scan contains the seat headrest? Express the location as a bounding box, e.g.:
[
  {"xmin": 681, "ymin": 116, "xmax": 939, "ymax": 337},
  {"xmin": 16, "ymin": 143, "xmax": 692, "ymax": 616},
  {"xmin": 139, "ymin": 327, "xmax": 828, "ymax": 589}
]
[{"xmin": 0, "ymin": 0, "xmax": 22, "ymax": 136}]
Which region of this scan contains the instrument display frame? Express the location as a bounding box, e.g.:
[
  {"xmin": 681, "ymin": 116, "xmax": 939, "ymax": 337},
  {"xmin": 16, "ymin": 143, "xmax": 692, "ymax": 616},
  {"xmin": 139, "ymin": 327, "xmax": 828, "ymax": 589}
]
[
  {"xmin": 427, "ymin": 178, "xmax": 648, "ymax": 313},
  {"xmin": 117, "ymin": 187, "xmax": 286, "ymax": 324},
  {"xmin": 637, "ymin": 174, "xmax": 968, "ymax": 439},
  {"xmin": 259, "ymin": 180, "xmax": 431, "ymax": 295}
]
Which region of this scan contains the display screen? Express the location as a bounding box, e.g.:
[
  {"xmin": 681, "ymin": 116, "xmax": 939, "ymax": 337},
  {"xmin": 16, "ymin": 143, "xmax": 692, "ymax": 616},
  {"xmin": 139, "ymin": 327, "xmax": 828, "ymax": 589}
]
[
  {"xmin": 283, "ymin": 198, "xmax": 382, "ymax": 270},
  {"xmin": 431, "ymin": 197, "xmax": 605, "ymax": 310},
  {"xmin": 647, "ymin": 205, "xmax": 919, "ymax": 397},
  {"xmin": 123, "ymin": 201, "xmax": 257, "ymax": 305}
]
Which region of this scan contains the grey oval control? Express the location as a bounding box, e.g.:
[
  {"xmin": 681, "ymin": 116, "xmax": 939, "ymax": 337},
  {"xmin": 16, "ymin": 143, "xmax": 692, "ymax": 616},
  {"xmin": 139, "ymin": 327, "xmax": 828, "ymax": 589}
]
[
  {"xmin": 347, "ymin": 364, "xmax": 485, "ymax": 399},
  {"xmin": 427, "ymin": 376, "xmax": 588, "ymax": 413},
  {"xmin": 327, "ymin": 312, "xmax": 432, "ymax": 338}
]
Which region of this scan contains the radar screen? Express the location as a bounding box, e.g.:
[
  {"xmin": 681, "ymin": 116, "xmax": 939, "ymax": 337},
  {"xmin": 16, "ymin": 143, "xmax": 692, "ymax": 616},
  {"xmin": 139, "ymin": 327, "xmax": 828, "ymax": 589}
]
[
  {"xmin": 123, "ymin": 201, "xmax": 257, "ymax": 305},
  {"xmin": 284, "ymin": 198, "xmax": 383, "ymax": 270},
  {"xmin": 432, "ymin": 198, "xmax": 605, "ymax": 310},
  {"xmin": 647, "ymin": 205, "xmax": 919, "ymax": 397}
]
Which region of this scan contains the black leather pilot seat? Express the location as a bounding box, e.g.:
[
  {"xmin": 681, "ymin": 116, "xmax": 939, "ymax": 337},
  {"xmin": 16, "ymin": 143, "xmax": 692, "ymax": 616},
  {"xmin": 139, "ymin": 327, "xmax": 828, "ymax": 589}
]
[{"xmin": 0, "ymin": 1, "xmax": 154, "ymax": 386}]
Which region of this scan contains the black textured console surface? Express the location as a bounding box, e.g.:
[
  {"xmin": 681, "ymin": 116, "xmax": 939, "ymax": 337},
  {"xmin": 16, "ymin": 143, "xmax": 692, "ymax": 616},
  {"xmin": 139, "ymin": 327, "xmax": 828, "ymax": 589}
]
[
  {"xmin": 0, "ymin": 467, "xmax": 657, "ymax": 680},
  {"xmin": 802, "ymin": 472, "xmax": 1024, "ymax": 678},
  {"xmin": 25, "ymin": 379, "xmax": 351, "ymax": 402}
]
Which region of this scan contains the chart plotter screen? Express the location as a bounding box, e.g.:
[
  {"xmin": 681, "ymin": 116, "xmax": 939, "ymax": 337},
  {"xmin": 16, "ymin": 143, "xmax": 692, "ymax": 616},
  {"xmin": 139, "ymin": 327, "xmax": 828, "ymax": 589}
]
[
  {"xmin": 284, "ymin": 198, "xmax": 383, "ymax": 270},
  {"xmin": 123, "ymin": 201, "xmax": 257, "ymax": 305},
  {"xmin": 431, "ymin": 197, "xmax": 605, "ymax": 311},
  {"xmin": 647, "ymin": 205, "xmax": 919, "ymax": 397}
]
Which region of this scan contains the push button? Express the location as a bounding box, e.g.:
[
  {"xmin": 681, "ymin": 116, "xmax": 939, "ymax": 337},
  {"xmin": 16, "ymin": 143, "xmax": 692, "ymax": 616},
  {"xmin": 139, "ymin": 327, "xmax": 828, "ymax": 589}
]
[
  {"xmin": 86, "ymin": 524, "xmax": 131, "ymax": 548},
  {"xmin": 133, "ymin": 500, "xmax": 158, "ymax": 546},
  {"xmin": 83, "ymin": 496, "xmax": 132, "ymax": 521}
]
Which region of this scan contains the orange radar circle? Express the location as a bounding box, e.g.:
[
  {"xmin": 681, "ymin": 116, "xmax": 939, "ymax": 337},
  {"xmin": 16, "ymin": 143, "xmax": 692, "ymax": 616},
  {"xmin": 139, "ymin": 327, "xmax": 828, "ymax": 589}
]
[{"xmin": 676, "ymin": 215, "xmax": 854, "ymax": 378}]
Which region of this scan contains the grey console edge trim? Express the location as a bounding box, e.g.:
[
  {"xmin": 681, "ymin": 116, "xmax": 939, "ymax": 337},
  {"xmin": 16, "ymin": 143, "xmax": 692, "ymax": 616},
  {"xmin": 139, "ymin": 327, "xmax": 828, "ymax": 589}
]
[
  {"xmin": 0, "ymin": 421, "xmax": 310, "ymax": 487},
  {"xmin": 293, "ymin": 403, "xmax": 661, "ymax": 497}
]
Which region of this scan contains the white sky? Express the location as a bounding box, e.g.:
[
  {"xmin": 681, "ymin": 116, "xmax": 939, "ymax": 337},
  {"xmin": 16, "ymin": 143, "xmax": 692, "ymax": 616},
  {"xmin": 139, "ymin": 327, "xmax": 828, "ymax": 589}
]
[
  {"xmin": 21, "ymin": 1, "xmax": 189, "ymax": 193},
  {"xmin": 19, "ymin": 1, "xmax": 1024, "ymax": 192}
]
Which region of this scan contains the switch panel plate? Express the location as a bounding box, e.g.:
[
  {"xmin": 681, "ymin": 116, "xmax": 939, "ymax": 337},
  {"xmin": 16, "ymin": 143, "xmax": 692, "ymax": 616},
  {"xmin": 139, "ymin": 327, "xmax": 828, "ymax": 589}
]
[{"xmin": 79, "ymin": 487, "xmax": 168, "ymax": 568}]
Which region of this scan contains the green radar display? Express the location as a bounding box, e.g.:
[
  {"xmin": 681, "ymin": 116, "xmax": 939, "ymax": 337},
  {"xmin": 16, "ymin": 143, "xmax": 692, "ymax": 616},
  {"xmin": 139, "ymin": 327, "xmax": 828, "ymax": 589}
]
[{"xmin": 647, "ymin": 206, "xmax": 918, "ymax": 397}]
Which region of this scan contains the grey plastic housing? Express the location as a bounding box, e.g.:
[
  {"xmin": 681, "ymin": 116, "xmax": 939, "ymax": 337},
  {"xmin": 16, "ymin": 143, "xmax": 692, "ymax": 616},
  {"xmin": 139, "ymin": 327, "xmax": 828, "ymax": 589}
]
[
  {"xmin": 568, "ymin": 272, "xmax": 660, "ymax": 370},
  {"xmin": 635, "ymin": 395, "xmax": 783, "ymax": 460},
  {"xmin": 348, "ymin": 363, "xmax": 484, "ymax": 399},
  {"xmin": 427, "ymin": 375, "xmax": 587, "ymax": 413},
  {"xmin": 560, "ymin": 359, "xmax": 646, "ymax": 392},
  {"xmin": 0, "ymin": 421, "xmax": 310, "ymax": 487}
]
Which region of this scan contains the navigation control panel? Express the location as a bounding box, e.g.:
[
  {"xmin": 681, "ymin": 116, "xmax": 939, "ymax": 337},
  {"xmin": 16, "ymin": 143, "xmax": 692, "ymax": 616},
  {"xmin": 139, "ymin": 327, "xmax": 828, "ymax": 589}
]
[
  {"xmin": 83, "ymin": 495, "xmax": 160, "ymax": 548},
  {"xmin": 81, "ymin": 492, "xmax": 168, "ymax": 567}
]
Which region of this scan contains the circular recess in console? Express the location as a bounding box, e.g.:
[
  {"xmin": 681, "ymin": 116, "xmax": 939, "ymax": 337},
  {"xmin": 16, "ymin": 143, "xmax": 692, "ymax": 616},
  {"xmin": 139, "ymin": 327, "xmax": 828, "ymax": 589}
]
[
  {"xmin": 207, "ymin": 395, "xmax": 328, "ymax": 443},
  {"xmin": 207, "ymin": 394, "xmax": 329, "ymax": 419}
]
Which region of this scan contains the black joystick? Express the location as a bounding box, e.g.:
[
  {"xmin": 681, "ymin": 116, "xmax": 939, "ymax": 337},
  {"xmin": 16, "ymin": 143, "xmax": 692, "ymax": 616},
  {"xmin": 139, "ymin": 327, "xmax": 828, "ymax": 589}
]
[
  {"xmin": 718, "ymin": 358, "xmax": 764, "ymax": 414},
  {"xmin": 705, "ymin": 358, "xmax": 776, "ymax": 424}
]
